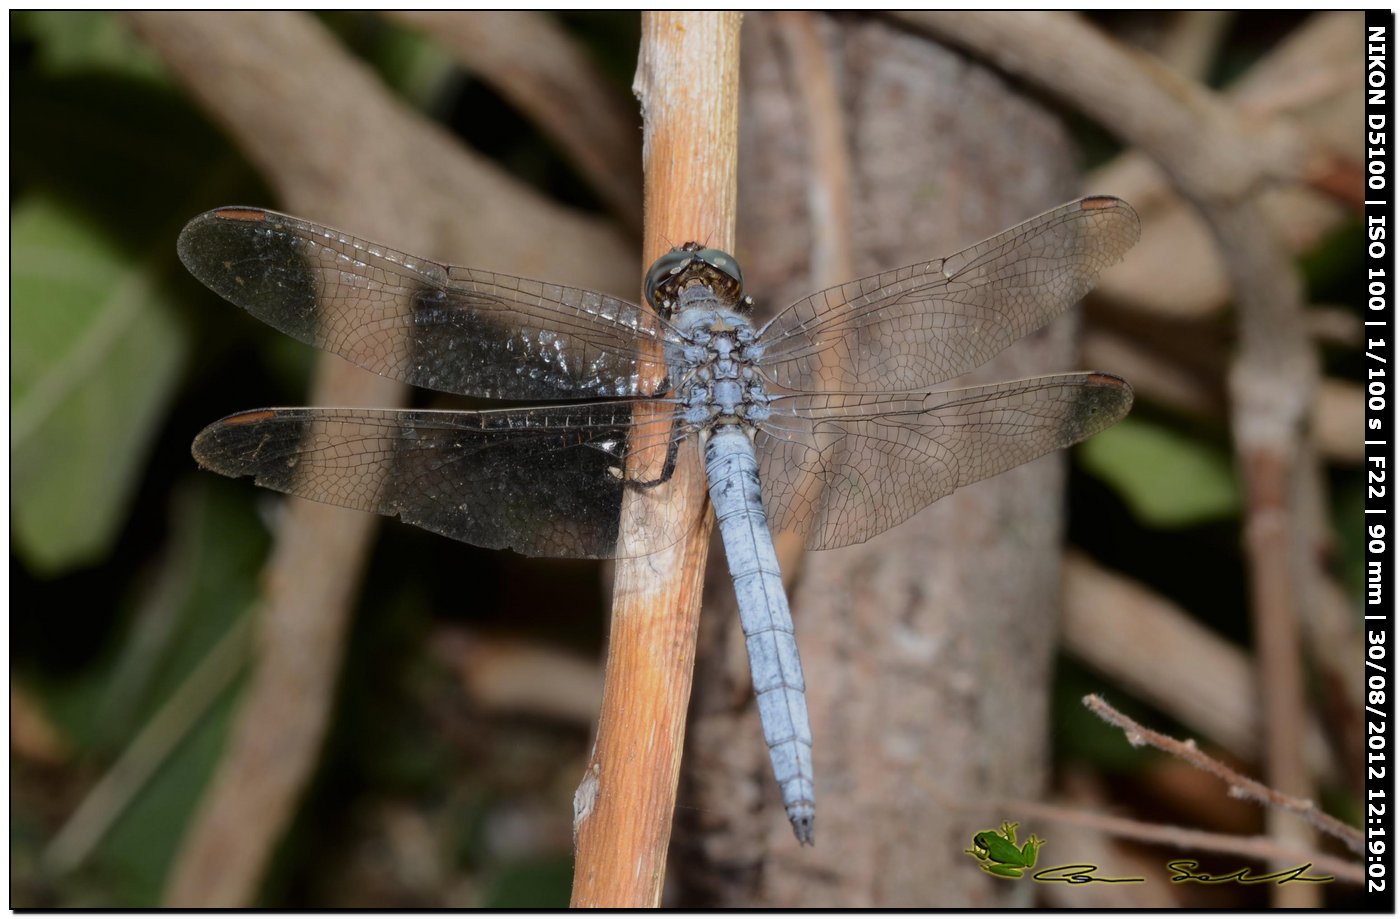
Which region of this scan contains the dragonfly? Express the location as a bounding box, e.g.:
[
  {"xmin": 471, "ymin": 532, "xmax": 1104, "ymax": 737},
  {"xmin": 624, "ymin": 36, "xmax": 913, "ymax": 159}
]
[{"xmin": 181, "ymin": 195, "xmax": 1139, "ymax": 846}]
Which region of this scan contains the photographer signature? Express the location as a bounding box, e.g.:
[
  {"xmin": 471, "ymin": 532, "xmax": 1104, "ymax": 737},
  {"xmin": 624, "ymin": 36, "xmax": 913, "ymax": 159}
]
[
  {"xmin": 1163, "ymin": 860, "xmax": 1334, "ymax": 886},
  {"xmin": 1023, "ymin": 860, "xmax": 1332, "ymax": 886},
  {"xmin": 962, "ymin": 825, "xmax": 1333, "ymax": 886}
]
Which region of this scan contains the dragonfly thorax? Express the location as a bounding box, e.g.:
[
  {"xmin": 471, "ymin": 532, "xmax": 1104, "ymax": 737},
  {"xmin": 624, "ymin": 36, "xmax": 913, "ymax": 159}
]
[{"xmin": 669, "ymin": 306, "xmax": 771, "ymax": 432}]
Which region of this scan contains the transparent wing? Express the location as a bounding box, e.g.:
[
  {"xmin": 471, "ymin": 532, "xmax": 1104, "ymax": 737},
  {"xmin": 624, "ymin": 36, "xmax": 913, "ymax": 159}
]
[
  {"xmin": 755, "ymin": 197, "xmax": 1140, "ymax": 392},
  {"xmin": 754, "ymin": 373, "xmax": 1133, "ymax": 550},
  {"xmin": 178, "ymin": 208, "xmax": 673, "ymax": 400},
  {"xmin": 191, "ymin": 402, "xmax": 692, "ymax": 559}
]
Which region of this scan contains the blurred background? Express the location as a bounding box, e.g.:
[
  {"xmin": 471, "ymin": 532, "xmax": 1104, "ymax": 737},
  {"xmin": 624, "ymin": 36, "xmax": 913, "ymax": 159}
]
[{"xmin": 11, "ymin": 11, "xmax": 1367, "ymax": 908}]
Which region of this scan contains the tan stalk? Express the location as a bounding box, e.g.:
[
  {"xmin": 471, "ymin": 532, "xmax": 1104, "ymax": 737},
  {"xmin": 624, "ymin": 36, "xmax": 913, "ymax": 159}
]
[{"xmin": 570, "ymin": 11, "xmax": 742, "ymax": 908}]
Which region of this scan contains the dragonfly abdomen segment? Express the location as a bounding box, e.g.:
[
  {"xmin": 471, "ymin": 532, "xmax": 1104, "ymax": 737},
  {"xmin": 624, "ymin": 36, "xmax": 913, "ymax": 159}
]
[{"xmin": 704, "ymin": 425, "xmax": 816, "ymax": 845}]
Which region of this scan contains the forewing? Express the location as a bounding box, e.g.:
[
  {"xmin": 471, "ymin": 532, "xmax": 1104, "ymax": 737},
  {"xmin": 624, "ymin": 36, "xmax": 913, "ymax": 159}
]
[
  {"xmin": 755, "ymin": 373, "xmax": 1133, "ymax": 550},
  {"xmin": 178, "ymin": 208, "xmax": 672, "ymax": 400},
  {"xmin": 191, "ymin": 402, "xmax": 690, "ymax": 559},
  {"xmin": 756, "ymin": 197, "xmax": 1140, "ymax": 392}
]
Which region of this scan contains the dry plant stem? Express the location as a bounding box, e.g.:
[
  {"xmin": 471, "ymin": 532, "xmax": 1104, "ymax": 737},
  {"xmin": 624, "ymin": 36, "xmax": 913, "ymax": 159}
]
[
  {"xmin": 429, "ymin": 626, "xmax": 603, "ymax": 725},
  {"xmin": 1065, "ymin": 13, "xmax": 1363, "ymax": 350},
  {"xmin": 1091, "ymin": 14, "xmax": 1359, "ymax": 321},
  {"xmin": 960, "ymin": 795, "xmax": 1364, "ymax": 886},
  {"xmin": 1313, "ymin": 380, "xmax": 1364, "ymax": 464},
  {"xmin": 766, "ymin": 10, "xmax": 855, "ymax": 583},
  {"xmin": 129, "ymin": 11, "xmax": 635, "ymax": 908},
  {"xmin": 1307, "ymin": 153, "xmax": 1368, "ymax": 210},
  {"xmin": 1061, "ymin": 553, "xmax": 1336, "ymax": 782},
  {"xmin": 1157, "ymin": 11, "xmax": 1234, "ymax": 79},
  {"xmin": 569, "ymin": 12, "xmax": 742, "ymax": 908},
  {"xmin": 772, "ymin": 12, "xmax": 855, "ymax": 286},
  {"xmin": 1223, "ymin": 212, "xmax": 1319, "ymax": 902},
  {"xmin": 1082, "ymin": 327, "xmax": 1364, "ymax": 465},
  {"xmin": 1039, "ymin": 771, "xmax": 1181, "ymax": 907},
  {"xmin": 386, "ymin": 11, "xmax": 643, "ymax": 230},
  {"xmin": 888, "ymin": 13, "xmax": 1307, "ymax": 199},
  {"xmin": 1084, "ymin": 695, "xmax": 1363, "ymax": 856},
  {"xmin": 896, "ymin": 13, "xmax": 1326, "ymax": 905}
]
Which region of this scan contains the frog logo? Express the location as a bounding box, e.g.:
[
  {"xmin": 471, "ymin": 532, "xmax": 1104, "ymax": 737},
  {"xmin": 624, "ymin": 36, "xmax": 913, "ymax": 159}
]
[{"xmin": 963, "ymin": 821, "xmax": 1045, "ymax": 879}]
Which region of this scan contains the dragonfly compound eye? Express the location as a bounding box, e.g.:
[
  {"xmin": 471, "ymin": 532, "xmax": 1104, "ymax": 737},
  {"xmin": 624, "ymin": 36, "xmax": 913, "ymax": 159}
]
[
  {"xmin": 644, "ymin": 244, "xmax": 747, "ymax": 314},
  {"xmin": 692, "ymin": 248, "xmax": 745, "ymax": 311},
  {"xmin": 644, "ymin": 249, "xmax": 696, "ymax": 311},
  {"xmin": 693, "ymin": 248, "xmax": 744, "ymax": 289}
]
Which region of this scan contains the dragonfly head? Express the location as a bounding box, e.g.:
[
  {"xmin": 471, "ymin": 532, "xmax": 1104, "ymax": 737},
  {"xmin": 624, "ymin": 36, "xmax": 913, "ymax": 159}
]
[{"xmin": 644, "ymin": 242, "xmax": 747, "ymax": 318}]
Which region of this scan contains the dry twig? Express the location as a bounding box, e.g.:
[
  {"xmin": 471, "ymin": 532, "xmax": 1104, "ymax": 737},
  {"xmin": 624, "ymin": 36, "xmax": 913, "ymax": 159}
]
[
  {"xmin": 569, "ymin": 12, "xmax": 742, "ymax": 908},
  {"xmin": 1084, "ymin": 695, "xmax": 1363, "ymax": 856},
  {"xmin": 771, "ymin": 12, "xmax": 854, "ymax": 287},
  {"xmin": 1081, "ymin": 327, "xmax": 1364, "ymax": 464},
  {"xmin": 1156, "ymin": 11, "xmax": 1234, "ymax": 80},
  {"xmin": 1062, "ymin": 553, "xmax": 1336, "ymax": 782},
  {"xmin": 387, "ymin": 11, "xmax": 643, "ymax": 230},
  {"xmin": 428, "ymin": 626, "xmax": 603, "ymax": 725}
]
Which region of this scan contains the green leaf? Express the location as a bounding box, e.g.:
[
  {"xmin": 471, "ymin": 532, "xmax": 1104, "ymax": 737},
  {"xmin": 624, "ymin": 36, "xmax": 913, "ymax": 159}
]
[
  {"xmin": 98, "ymin": 687, "xmax": 241, "ymax": 907},
  {"xmin": 34, "ymin": 480, "xmax": 266, "ymax": 749},
  {"xmin": 11, "ymin": 195, "xmax": 190, "ymax": 574},
  {"xmin": 22, "ymin": 480, "xmax": 266, "ymax": 904},
  {"xmin": 1078, "ymin": 415, "xmax": 1240, "ymax": 528},
  {"xmin": 364, "ymin": 18, "xmax": 461, "ymax": 113},
  {"xmin": 14, "ymin": 11, "xmax": 168, "ymax": 82}
]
